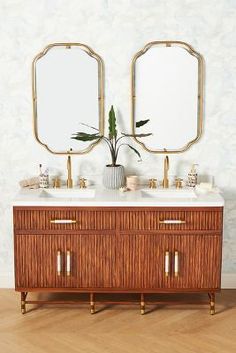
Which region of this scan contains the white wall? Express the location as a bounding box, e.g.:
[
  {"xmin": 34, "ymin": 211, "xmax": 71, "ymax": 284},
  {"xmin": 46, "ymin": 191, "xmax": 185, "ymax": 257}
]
[{"xmin": 0, "ymin": 0, "xmax": 236, "ymax": 287}]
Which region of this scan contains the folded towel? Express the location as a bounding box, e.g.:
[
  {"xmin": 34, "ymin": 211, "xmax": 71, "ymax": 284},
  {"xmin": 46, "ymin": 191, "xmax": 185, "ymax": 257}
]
[{"xmin": 19, "ymin": 177, "xmax": 40, "ymax": 188}]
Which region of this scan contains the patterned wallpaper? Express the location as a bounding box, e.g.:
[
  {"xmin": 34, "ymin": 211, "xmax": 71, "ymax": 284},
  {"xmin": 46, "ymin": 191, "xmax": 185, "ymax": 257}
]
[{"xmin": 0, "ymin": 0, "xmax": 235, "ymax": 284}]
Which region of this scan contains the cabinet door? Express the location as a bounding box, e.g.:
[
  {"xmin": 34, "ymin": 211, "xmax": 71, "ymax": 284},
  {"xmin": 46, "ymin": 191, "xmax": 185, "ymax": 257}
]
[
  {"xmin": 165, "ymin": 234, "xmax": 222, "ymax": 290},
  {"xmin": 72, "ymin": 233, "xmax": 115, "ymax": 288},
  {"xmin": 15, "ymin": 234, "xmax": 68, "ymax": 288},
  {"xmin": 115, "ymin": 234, "xmax": 166, "ymax": 289}
]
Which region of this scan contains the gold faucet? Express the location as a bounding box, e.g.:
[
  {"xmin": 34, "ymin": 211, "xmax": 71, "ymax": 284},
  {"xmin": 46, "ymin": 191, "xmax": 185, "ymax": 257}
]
[
  {"xmin": 163, "ymin": 155, "xmax": 169, "ymax": 189},
  {"xmin": 66, "ymin": 151, "xmax": 73, "ymax": 188}
]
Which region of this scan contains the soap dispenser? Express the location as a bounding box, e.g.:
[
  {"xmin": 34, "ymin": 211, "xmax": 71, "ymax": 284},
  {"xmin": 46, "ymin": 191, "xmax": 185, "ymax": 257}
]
[{"xmin": 187, "ymin": 164, "xmax": 198, "ymax": 187}]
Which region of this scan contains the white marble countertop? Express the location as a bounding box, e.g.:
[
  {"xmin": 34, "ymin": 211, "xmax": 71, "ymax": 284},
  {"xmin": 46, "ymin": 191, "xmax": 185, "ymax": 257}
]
[{"xmin": 12, "ymin": 187, "xmax": 224, "ymax": 207}]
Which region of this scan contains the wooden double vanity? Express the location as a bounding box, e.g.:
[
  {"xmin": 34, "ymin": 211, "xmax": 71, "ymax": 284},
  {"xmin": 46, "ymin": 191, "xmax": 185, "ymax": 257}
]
[
  {"xmin": 15, "ymin": 40, "xmax": 223, "ymax": 315},
  {"xmin": 13, "ymin": 188, "xmax": 224, "ymax": 315}
]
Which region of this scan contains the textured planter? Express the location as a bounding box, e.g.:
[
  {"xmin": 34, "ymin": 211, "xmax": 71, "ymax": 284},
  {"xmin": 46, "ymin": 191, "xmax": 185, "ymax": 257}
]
[{"xmin": 102, "ymin": 165, "xmax": 125, "ymax": 189}]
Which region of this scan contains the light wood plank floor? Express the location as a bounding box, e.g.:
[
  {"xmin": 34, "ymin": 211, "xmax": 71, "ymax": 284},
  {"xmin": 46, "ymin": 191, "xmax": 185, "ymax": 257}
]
[{"xmin": 0, "ymin": 290, "xmax": 235, "ymax": 353}]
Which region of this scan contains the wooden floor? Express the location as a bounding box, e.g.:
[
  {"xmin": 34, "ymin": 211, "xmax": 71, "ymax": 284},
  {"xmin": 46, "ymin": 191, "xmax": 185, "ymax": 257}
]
[{"xmin": 0, "ymin": 290, "xmax": 235, "ymax": 353}]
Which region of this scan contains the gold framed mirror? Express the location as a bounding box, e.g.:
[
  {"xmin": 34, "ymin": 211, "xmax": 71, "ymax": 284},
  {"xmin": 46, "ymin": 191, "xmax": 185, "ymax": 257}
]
[
  {"xmin": 32, "ymin": 43, "xmax": 104, "ymax": 155},
  {"xmin": 131, "ymin": 41, "xmax": 204, "ymax": 154}
]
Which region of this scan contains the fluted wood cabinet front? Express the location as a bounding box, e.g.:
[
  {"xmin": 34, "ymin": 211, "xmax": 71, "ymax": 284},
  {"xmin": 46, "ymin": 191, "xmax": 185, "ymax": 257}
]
[
  {"xmin": 15, "ymin": 234, "xmax": 66, "ymax": 288},
  {"xmin": 114, "ymin": 233, "xmax": 222, "ymax": 290},
  {"xmin": 164, "ymin": 234, "xmax": 222, "ymax": 290},
  {"xmin": 74, "ymin": 233, "xmax": 115, "ymax": 288},
  {"xmin": 14, "ymin": 206, "xmax": 223, "ymax": 293},
  {"xmin": 114, "ymin": 233, "xmax": 164, "ymax": 289},
  {"xmin": 15, "ymin": 233, "xmax": 115, "ymax": 289}
]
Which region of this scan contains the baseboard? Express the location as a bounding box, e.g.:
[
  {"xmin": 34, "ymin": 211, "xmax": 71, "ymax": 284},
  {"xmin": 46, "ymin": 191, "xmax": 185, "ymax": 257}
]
[{"xmin": 1, "ymin": 273, "xmax": 236, "ymax": 289}]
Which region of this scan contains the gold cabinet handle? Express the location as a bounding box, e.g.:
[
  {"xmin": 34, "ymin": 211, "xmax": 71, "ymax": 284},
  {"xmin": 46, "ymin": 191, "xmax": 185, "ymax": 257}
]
[
  {"xmin": 50, "ymin": 219, "xmax": 77, "ymax": 224},
  {"xmin": 174, "ymin": 251, "xmax": 179, "ymax": 277},
  {"xmin": 159, "ymin": 220, "xmax": 186, "ymax": 224},
  {"xmin": 57, "ymin": 251, "xmax": 62, "ymax": 276},
  {"xmin": 66, "ymin": 250, "xmax": 71, "ymax": 276},
  {"xmin": 165, "ymin": 251, "xmax": 170, "ymax": 277}
]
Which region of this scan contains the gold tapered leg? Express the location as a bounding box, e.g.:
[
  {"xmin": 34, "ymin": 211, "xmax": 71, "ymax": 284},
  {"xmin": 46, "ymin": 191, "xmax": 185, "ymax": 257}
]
[
  {"xmin": 90, "ymin": 293, "xmax": 95, "ymax": 314},
  {"xmin": 209, "ymin": 293, "xmax": 215, "ymax": 315},
  {"xmin": 140, "ymin": 293, "xmax": 145, "ymax": 315},
  {"xmin": 21, "ymin": 292, "xmax": 26, "ymax": 314}
]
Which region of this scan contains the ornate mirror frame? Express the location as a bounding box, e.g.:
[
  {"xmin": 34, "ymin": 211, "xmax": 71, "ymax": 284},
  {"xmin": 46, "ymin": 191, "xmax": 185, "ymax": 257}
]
[
  {"xmin": 131, "ymin": 41, "xmax": 204, "ymax": 154},
  {"xmin": 32, "ymin": 42, "xmax": 104, "ymax": 155}
]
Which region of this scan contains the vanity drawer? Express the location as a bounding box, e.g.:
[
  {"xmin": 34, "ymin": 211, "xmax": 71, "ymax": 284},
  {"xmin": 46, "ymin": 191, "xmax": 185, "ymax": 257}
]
[
  {"xmin": 13, "ymin": 208, "xmax": 116, "ymax": 231},
  {"xmin": 119, "ymin": 208, "xmax": 223, "ymax": 232}
]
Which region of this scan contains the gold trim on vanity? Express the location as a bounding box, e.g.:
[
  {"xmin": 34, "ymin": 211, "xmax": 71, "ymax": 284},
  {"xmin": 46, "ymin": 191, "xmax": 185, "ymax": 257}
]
[
  {"xmin": 32, "ymin": 42, "xmax": 105, "ymax": 155},
  {"xmin": 131, "ymin": 40, "xmax": 204, "ymax": 154}
]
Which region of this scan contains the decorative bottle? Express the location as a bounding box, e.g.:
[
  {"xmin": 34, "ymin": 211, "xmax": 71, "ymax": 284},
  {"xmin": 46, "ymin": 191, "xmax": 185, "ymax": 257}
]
[{"xmin": 187, "ymin": 164, "xmax": 198, "ymax": 187}]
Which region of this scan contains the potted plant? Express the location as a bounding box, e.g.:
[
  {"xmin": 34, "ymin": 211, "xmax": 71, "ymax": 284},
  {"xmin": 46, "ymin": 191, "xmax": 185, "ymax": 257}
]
[{"xmin": 71, "ymin": 106, "xmax": 151, "ymax": 189}]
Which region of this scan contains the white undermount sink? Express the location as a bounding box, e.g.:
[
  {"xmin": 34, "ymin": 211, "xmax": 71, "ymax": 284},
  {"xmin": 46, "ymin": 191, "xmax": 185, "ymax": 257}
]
[
  {"xmin": 40, "ymin": 188, "xmax": 96, "ymax": 199},
  {"xmin": 141, "ymin": 188, "xmax": 197, "ymax": 199}
]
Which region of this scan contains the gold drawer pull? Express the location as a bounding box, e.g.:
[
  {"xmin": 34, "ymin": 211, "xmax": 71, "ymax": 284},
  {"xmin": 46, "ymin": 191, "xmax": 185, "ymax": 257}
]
[
  {"xmin": 174, "ymin": 251, "xmax": 179, "ymax": 277},
  {"xmin": 66, "ymin": 250, "xmax": 71, "ymax": 276},
  {"xmin": 50, "ymin": 219, "xmax": 77, "ymax": 224},
  {"xmin": 165, "ymin": 251, "xmax": 170, "ymax": 277},
  {"xmin": 57, "ymin": 251, "xmax": 61, "ymax": 276},
  {"xmin": 159, "ymin": 220, "xmax": 186, "ymax": 224}
]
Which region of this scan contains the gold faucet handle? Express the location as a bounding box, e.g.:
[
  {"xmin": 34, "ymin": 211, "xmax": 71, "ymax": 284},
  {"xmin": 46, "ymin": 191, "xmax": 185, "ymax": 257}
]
[
  {"xmin": 79, "ymin": 178, "xmax": 87, "ymax": 189},
  {"xmin": 53, "ymin": 177, "xmax": 61, "ymax": 188},
  {"xmin": 175, "ymin": 178, "xmax": 183, "ymax": 189},
  {"xmin": 148, "ymin": 178, "xmax": 157, "ymax": 189}
]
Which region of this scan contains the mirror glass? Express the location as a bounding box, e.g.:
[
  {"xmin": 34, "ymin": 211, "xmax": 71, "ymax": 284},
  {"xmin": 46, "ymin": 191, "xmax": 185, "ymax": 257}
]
[
  {"xmin": 132, "ymin": 42, "xmax": 203, "ymax": 153},
  {"xmin": 33, "ymin": 43, "xmax": 104, "ymax": 154}
]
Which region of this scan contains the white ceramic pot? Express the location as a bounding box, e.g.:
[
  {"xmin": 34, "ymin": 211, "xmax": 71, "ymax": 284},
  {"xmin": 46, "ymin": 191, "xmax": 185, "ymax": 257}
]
[{"xmin": 103, "ymin": 165, "xmax": 125, "ymax": 189}]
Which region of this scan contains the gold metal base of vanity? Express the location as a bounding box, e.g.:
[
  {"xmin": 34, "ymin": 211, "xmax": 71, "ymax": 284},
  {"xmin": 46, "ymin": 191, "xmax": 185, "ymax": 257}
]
[{"xmin": 19, "ymin": 292, "xmax": 217, "ymax": 316}]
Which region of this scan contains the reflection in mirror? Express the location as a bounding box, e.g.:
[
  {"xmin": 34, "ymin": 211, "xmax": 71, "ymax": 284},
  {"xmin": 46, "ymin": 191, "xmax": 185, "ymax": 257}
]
[
  {"xmin": 131, "ymin": 41, "xmax": 204, "ymax": 153},
  {"xmin": 32, "ymin": 43, "xmax": 104, "ymax": 154}
]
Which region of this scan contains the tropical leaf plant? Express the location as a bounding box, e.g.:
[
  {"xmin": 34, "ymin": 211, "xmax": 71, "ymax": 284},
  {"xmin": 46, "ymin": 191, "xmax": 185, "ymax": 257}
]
[{"xmin": 71, "ymin": 105, "xmax": 152, "ymax": 166}]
